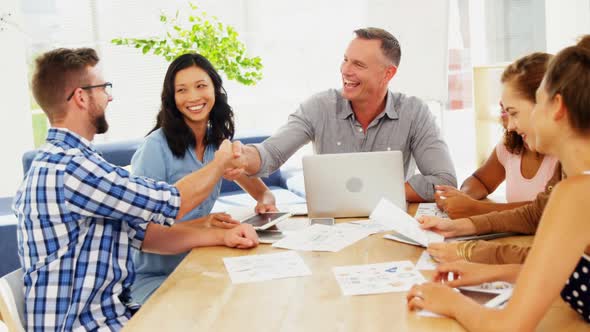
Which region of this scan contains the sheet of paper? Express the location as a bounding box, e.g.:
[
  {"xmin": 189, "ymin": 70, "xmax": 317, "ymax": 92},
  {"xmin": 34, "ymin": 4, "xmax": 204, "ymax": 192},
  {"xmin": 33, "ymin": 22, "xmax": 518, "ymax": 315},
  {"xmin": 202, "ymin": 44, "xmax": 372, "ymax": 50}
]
[
  {"xmin": 333, "ymin": 260, "xmax": 426, "ymax": 296},
  {"xmin": 334, "ymin": 220, "xmax": 389, "ymax": 235},
  {"xmin": 384, "ymin": 233, "xmax": 423, "ymax": 247},
  {"xmin": 370, "ymin": 198, "xmax": 444, "ymax": 247},
  {"xmin": 223, "ymin": 251, "xmax": 311, "ymax": 284},
  {"xmin": 415, "ymin": 251, "xmax": 437, "ymax": 270},
  {"xmin": 461, "ymin": 281, "xmax": 513, "ymax": 294},
  {"xmin": 414, "ymin": 203, "xmax": 448, "ymax": 219},
  {"xmin": 272, "ymin": 224, "xmax": 372, "ymax": 252},
  {"xmin": 416, "ymin": 309, "xmax": 445, "ymax": 318}
]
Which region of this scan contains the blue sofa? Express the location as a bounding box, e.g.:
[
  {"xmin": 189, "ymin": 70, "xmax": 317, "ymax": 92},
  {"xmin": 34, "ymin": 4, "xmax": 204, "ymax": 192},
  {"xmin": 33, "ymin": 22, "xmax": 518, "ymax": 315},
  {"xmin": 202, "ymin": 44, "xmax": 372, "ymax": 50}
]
[
  {"xmin": 0, "ymin": 197, "xmax": 18, "ymax": 277},
  {"xmin": 1, "ymin": 135, "xmax": 305, "ymax": 277}
]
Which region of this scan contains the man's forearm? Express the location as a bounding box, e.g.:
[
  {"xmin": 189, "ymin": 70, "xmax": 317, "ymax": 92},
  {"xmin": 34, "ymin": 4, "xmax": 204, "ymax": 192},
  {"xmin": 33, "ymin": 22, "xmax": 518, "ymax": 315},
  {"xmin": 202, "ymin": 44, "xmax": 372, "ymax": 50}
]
[
  {"xmin": 175, "ymin": 160, "xmax": 225, "ymax": 220},
  {"xmin": 142, "ymin": 223, "xmax": 225, "ymax": 255},
  {"xmin": 243, "ymin": 145, "xmax": 263, "ymax": 175},
  {"xmin": 405, "ymin": 182, "xmax": 427, "ymax": 203},
  {"xmin": 408, "ymin": 173, "xmax": 457, "ymax": 202},
  {"xmin": 235, "ymin": 175, "xmax": 272, "ymax": 202}
]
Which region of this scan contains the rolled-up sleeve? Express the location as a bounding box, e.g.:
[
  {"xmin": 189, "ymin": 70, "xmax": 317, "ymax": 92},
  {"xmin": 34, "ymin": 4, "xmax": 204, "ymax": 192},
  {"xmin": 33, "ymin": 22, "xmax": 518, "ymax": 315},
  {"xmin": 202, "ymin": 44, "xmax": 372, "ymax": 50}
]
[
  {"xmin": 253, "ymin": 105, "xmax": 315, "ymax": 177},
  {"xmin": 63, "ymin": 154, "xmax": 180, "ymax": 226},
  {"xmin": 407, "ymin": 103, "xmax": 457, "ymax": 200}
]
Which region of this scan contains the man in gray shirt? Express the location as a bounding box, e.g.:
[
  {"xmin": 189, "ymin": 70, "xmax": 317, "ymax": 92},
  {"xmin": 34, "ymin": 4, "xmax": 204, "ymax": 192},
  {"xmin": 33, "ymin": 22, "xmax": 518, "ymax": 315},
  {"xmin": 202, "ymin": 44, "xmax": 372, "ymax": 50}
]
[{"xmin": 242, "ymin": 27, "xmax": 457, "ymax": 201}]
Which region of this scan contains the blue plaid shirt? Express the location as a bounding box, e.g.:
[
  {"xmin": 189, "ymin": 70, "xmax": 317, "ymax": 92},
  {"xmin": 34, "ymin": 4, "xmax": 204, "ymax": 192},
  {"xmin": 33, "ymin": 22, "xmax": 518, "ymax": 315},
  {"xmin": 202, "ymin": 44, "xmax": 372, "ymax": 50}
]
[{"xmin": 12, "ymin": 128, "xmax": 180, "ymax": 331}]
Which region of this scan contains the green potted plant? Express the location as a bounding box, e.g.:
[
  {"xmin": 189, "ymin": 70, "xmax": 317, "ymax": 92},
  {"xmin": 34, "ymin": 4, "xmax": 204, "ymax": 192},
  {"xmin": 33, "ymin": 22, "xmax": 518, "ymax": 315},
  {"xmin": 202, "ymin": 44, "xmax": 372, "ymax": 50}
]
[{"xmin": 111, "ymin": 2, "xmax": 263, "ymax": 86}]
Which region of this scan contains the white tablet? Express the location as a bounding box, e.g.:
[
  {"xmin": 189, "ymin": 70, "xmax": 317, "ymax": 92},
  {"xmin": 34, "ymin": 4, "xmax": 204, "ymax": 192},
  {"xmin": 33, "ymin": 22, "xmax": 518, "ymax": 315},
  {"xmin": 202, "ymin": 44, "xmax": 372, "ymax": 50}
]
[
  {"xmin": 241, "ymin": 212, "xmax": 292, "ymax": 231},
  {"xmin": 458, "ymin": 287, "xmax": 513, "ymax": 308}
]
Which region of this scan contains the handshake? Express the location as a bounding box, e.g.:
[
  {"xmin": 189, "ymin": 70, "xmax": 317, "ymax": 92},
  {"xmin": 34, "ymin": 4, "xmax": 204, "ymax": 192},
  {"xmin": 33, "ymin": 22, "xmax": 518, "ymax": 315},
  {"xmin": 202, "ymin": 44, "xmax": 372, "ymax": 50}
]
[{"xmin": 214, "ymin": 139, "xmax": 250, "ymax": 180}]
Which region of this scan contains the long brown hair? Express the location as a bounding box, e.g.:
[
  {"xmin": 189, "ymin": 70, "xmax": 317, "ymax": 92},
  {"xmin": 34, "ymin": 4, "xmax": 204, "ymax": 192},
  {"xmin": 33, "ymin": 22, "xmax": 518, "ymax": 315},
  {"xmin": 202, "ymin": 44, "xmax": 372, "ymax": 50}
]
[
  {"xmin": 543, "ymin": 35, "xmax": 590, "ymax": 134},
  {"xmin": 501, "ymin": 52, "xmax": 552, "ymax": 154},
  {"xmin": 149, "ymin": 53, "xmax": 235, "ymax": 158}
]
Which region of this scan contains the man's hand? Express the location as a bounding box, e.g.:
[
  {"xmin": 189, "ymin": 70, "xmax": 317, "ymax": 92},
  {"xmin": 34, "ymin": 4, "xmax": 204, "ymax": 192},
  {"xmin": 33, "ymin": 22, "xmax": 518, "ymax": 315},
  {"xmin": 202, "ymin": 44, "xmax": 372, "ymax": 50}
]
[
  {"xmin": 214, "ymin": 139, "xmax": 236, "ymax": 168},
  {"xmin": 215, "ymin": 140, "xmax": 248, "ymax": 178},
  {"xmin": 223, "ymin": 168, "xmax": 244, "ymax": 181},
  {"xmin": 255, "ymin": 190, "xmax": 278, "ymax": 214},
  {"xmin": 434, "ymin": 185, "xmax": 480, "ymax": 219},
  {"xmin": 223, "ymin": 224, "xmax": 259, "ymax": 249},
  {"xmin": 417, "ymin": 216, "xmax": 477, "ymax": 238}
]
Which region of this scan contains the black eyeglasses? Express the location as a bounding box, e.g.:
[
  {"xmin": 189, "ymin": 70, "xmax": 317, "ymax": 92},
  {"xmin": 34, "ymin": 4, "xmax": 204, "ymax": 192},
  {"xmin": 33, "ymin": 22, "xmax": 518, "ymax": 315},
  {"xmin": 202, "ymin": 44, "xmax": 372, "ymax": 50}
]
[{"xmin": 66, "ymin": 82, "xmax": 113, "ymax": 101}]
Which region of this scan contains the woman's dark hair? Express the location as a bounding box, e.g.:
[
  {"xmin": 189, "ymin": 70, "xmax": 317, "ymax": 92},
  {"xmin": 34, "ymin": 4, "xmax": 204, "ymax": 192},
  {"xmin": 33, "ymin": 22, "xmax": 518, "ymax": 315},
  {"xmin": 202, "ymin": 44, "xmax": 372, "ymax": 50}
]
[
  {"xmin": 500, "ymin": 52, "xmax": 552, "ymax": 154},
  {"xmin": 149, "ymin": 53, "xmax": 235, "ymax": 158}
]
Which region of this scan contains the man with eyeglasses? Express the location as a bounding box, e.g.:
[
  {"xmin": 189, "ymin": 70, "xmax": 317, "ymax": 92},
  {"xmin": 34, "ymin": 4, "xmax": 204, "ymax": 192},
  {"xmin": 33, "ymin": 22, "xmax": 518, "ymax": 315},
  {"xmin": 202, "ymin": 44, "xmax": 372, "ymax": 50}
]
[
  {"xmin": 12, "ymin": 48, "xmax": 258, "ymax": 331},
  {"xmin": 65, "ymin": 81, "xmax": 112, "ymax": 134}
]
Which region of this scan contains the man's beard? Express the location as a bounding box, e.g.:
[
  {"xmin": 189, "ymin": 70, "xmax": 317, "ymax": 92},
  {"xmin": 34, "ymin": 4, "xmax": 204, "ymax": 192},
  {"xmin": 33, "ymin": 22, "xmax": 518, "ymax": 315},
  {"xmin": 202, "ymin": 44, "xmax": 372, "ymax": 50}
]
[
  {"xmin": 93, "ymin": 113, "xmax": 109, "ymax": 134},
  {"xmin": 89, "ymin": 99, "xmax": 109, "ymax": 134}
]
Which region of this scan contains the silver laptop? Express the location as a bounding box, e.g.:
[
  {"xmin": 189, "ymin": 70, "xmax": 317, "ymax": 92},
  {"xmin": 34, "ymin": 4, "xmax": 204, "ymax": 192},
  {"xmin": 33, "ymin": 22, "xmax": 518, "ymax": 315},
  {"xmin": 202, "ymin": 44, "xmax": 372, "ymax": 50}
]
[{"xmin": 303, "ymin": 151, "xmax": 406, "ymax": 218}]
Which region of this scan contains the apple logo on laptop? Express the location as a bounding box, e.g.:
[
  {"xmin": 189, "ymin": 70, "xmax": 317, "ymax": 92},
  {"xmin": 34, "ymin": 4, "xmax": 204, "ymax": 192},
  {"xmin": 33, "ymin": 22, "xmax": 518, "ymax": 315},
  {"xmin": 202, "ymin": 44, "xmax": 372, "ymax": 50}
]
[{"xmin": 345, "ymin": 177, "xmax": 363, "ymax": 193}]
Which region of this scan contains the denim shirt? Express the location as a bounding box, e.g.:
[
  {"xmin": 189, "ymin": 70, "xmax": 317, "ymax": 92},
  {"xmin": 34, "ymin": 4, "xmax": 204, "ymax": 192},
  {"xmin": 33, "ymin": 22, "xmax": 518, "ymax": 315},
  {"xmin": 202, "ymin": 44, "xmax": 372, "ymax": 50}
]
[{"xmin": 129, "ymin": 128, "xmax": 221, "ymax": 303}]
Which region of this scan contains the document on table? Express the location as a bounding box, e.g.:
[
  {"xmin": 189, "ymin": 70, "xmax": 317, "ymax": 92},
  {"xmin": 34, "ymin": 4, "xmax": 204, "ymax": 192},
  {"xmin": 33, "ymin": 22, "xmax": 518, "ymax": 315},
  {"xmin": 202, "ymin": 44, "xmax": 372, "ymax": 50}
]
[
  {"xmin": 414, "ymin": 203, "xmax": 449, "ymax": 219},
  {"xmin": 371, "ymin": 198, "xmax": 444, "ymax": 247},
  {"xmin": 334, "ymin": 220, "xmax": 389, "ymax": 235},
  {"xmin": 272, "ymin": 224, "xmax": 372, "ymax": 252},
  {"xmin": 223, "ymin": 251, "xmax": 311, "ymax": 284},
  {"xmin": 415, "ymin": 251, "xmax": 437, "ymax": 270},
  {"xmin": 333, "ymin": 260, "xmax": 426, "ymax": 296}
]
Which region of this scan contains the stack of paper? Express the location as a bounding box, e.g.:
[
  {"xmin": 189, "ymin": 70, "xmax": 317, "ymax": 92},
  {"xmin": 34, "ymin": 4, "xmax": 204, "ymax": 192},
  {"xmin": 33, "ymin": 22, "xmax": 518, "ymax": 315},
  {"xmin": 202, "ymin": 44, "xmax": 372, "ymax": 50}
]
[
  {"xmin": 333, "ymin": 260, "xmax": 426, "ymax": 296},
  {"xmin": 370, "ymin": 198, "xmax": 444, "ymax": 247},
  {"xmin": 272, "ymin": 224, "xmax": 373, "ymax": 252},
  {"xmin": 414, "ymin": 203, "xmax": 449, "ymax": 219},
  {"xmin": 223, "ymin": 251, "xmax": 311, "ymax": 284}
]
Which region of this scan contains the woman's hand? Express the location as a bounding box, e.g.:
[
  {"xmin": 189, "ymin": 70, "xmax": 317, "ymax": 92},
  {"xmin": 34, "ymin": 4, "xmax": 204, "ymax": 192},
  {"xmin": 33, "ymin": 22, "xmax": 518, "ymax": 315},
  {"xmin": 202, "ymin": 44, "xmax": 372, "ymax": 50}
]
[
  {"xmin": 435, "ymin": 185, "xmax": 481, "ymax": 219},
  {"xmin": 427, "ymin": 242, "xmax": 461, "ymax": 263},
  {"xmin": 433, "ymin": 261, "xmax": 503, "ymax": 287},
  {"xmin": 417, "ymin": 215, "xmax": 476, "ymax": 238},
  {"xmin": 406, "ymin": 282, "xmax": 465, "ymax": 317}
]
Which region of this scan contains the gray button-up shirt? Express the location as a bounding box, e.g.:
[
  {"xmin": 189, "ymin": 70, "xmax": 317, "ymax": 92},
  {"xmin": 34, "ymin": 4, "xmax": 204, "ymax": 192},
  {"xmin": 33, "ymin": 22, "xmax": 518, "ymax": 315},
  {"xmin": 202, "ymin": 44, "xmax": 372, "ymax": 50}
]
[{"xmin": 254, "ymin": 89, "xmax": 457, "ymax": 200}]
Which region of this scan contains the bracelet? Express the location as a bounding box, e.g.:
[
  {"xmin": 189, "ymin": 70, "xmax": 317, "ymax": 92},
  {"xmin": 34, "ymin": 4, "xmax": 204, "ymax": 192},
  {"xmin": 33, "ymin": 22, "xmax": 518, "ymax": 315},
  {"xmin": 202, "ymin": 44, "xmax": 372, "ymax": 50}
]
[
  {"xmin": 455, "ymin": 242, "xmax": 462, "ymax": 260},
  {"xmin": 465, "ymin": 241, "xmax": 478, "ymax": 261},
  {"xmin": 456, "ymin": 240, "xmax": 477, "ymax": 261},
  {"xmin": 457, "ymin": 241, "xmax": 468, "ymax": 260},
  {"xmin": 471, "ymin": 172, "xmax": 492, "ymax": 195}
]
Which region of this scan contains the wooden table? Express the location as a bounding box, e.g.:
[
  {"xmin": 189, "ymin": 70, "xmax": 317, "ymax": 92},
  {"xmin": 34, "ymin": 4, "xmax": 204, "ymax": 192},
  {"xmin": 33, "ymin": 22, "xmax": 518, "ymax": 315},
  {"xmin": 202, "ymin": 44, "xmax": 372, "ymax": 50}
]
[{"xmin": 124, "ymin": 205, "xmax": 590, "ymax": 332}]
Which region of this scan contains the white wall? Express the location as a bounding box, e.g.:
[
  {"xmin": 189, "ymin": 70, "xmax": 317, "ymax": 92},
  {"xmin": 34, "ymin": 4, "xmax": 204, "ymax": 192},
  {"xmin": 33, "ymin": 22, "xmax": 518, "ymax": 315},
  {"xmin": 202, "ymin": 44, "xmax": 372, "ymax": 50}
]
[
  {"xmin": 89, "ymin": 0, "xmax": 451, "ymax": 138},
  {"xmin": 545, "ymin": 0, "xmax": 590, "ymax": 53},
  {"xmin": 0, "ymin": 0, "xmax": 33, "ymax": 197},
  {"xmin": 368, "ymin": 0, "xmax": 450, "ymax": 103}
]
